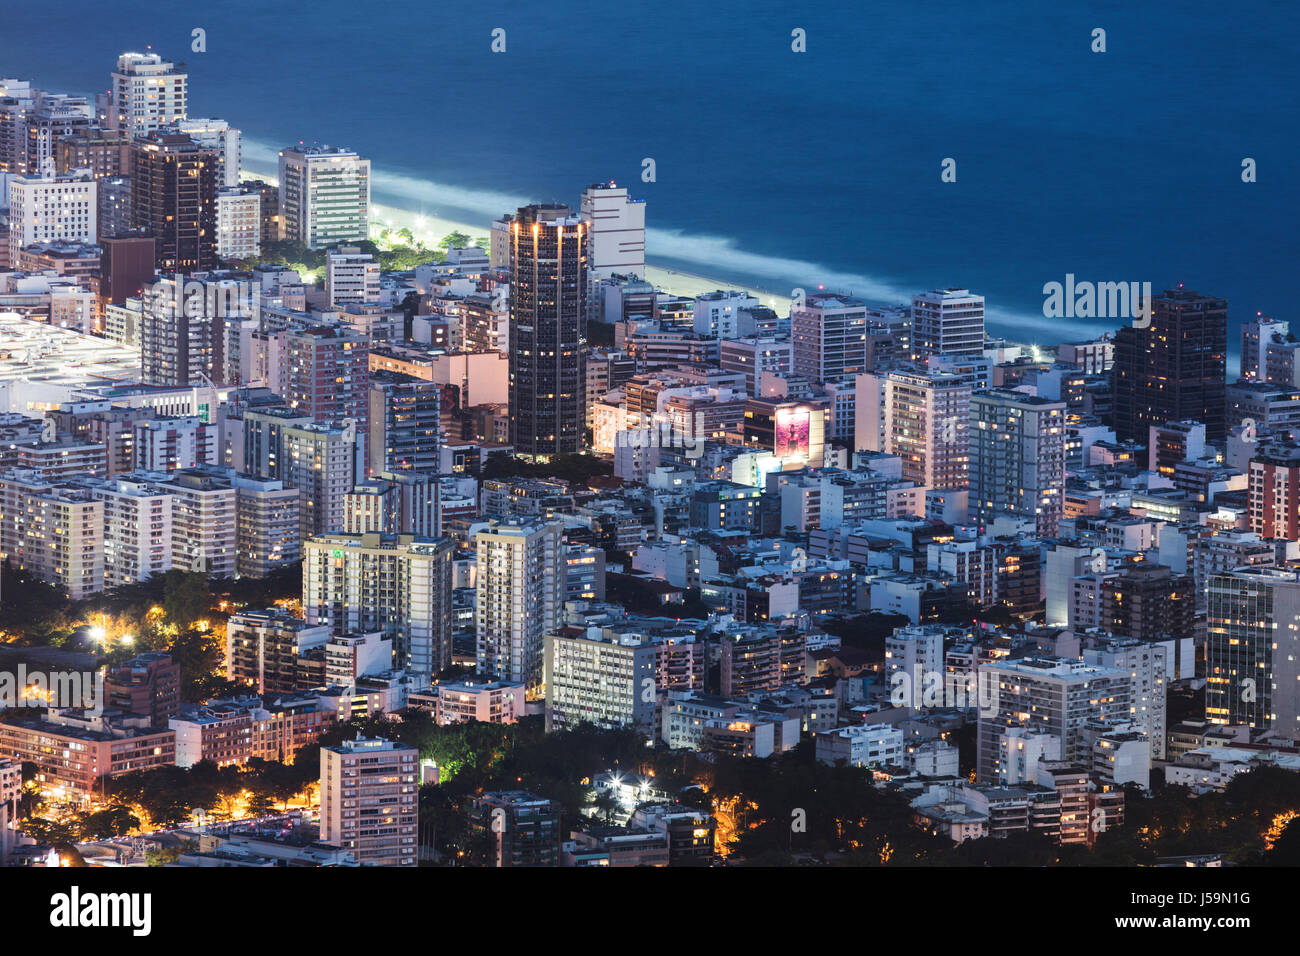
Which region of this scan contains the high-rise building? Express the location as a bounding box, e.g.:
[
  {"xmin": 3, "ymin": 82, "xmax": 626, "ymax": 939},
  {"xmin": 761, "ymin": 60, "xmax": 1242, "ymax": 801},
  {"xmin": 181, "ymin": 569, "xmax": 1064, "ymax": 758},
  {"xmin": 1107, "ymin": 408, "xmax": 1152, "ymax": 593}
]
[
  {"xmin": 1241, "ymin": 316, "xmax": 1291, "ymax": 382},
  {"xmin": 231, "ymin": 473, "xmax": 300, "ymax": 578},
  {"xmin": 1248, "ymin": 444, "xmax": 1300, "ymax": 541},
  {"xmin": 303, "ymin": 532, "xmax": 455, "ymax": 678},
  {"xmin": 92, "ymin": 475, "xmax": 173, "ymax": 589},
  {"xmin": 103, "ymin": 652, "xmax": 180, "ymax": 725},
  {"xmin": 110, "ymin": 52, "xmax": 188, "ymax": 135},
  {"xmin": 55, "ymin": 127, "xmax": 132, "ymax": 181},
  {"xmin": 131, "ymin": 131, "xmax": 219, "ymax": 273},
  {"xmin": 7, "ymin": 170, "xmax": 97, "ymax": 264},
  {"xmin": 475, "ymin": 519, "xmax": 564, "ymax": 694},
  {"xmin": 344, "ymin": 472, "xmax": 440, "ymax": 538},
  {"xmin": 1100, "ymin": 562, "xmax": 1196, "ymax": 643},
  {"xmin": 1082, "ymin": 637, "xmax": 1168, "ymax": 760},
  {"xmin": 0, "ymin": 471, "xmax": 103, "ymax": 598},
  {"xmin": 215, "ymin": 186, "xmax": 261, "ymax": 260},
  {"xmin": 977, "ymin": 657, "xmax": 1132, "ymax": 784},
  {"xmin": 23, "ymin": 91, "xmax": 93, "ymax": 175},
  {"xmin": 152, "ymin": 468, "xmax": 237, "ymax": 579},
  {"xmin": 320, "ymin": 736, "xmax": 418, "ymax": 867},
  {"xmin": 791, "ymin": 293, "xmax": 869, "ymax": 385},
  {"xmin": 226, "ymin": 608, "xmax": 328, "ymax": 694},
  {"xmin": 911, "ymin": 288, "xmax": 985, "ymax": 359},
  {"xmin": 367, "ymin": 371, "xmax": 442, "ymax": 475},
  {"xmin": 0, "ymin": 759, "xmax": 19, "ymax": 865},
  {"xmin": 471, "ymin": 791, "xmax": 560, "ymax": 867},
  {"xmin": 171, "ymin": 118, "xmax": 241, "ymax": 187},
  {"xmin": 544, "ymin": 629, "xmax": 658, "ymax": 738},
  {"xmin": 1206, "ymin": 567, "xmax": 1300, "ymax": 732},
  {"xmin": 692, "ymin": 290, "xmax": 759, "ymax": 339},
  {"xmin": 720, "ymin": 337, "xmax": 792, "ymax": 397},
  {"xmin": 0, "ymin": 79, "xmax": 35, "ymax": 174},
  {"xmin": 325, "ymin": 246, "xmax": 380, "ymax": 306},
  {"xmin": 507, "ymin": 204, "xmax": 588, "ymax": 458},
  {"xmin": 281, "ymin": 422, "xmax": 356, "ymax": 540},
  {"xmin": 1112, "ymin": 288, "xmax": 1227, "ymax": 442},
  {"xmin": 969, "ymin": 389, "xmax": 1066, "ymax": 535},
  {"xmin": 278, "ymin": 145, "xmax": 370, "ymax": 249},
  {"xmin": 284, "ymin": 324, "xmax": 370, "ymax": 470},
  {"xmin": 579, "ymin": 181, "xmax": 645, "ymax": 280},
  {"xmin": 855, "ymin": 368, "xmax": 971, "ymax": 490},
  {"xmin": 242, "ymin": 178, "xmax": 282, "ymax": 245},
  {"xmin": 140, "ymin": 274, "xmax": 232, "ymax": 387},
  {"xmin": 97, "ymin": 175, "xmax": 133, "ymax": 239},
  {"xmin": 459, "ymin": 291, "xmax": 510, "ymax": 354},
  {"xmin": 132, "ymin": 416, "xmax": 218, "ymax": 472}
]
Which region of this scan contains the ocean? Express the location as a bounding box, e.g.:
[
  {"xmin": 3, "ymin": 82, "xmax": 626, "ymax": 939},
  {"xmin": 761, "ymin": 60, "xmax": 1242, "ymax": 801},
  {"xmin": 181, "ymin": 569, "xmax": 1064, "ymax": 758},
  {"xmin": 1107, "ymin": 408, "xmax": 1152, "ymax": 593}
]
[{"xmin": 4, "ymin": 0, "xmax": 1297, "ymax": 363}]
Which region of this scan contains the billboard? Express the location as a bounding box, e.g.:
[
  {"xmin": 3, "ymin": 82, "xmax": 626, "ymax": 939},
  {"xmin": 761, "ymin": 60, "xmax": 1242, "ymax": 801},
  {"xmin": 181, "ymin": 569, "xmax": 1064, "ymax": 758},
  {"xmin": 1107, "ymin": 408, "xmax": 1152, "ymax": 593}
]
[{"xmin": 774, "ymin": 406, "xmax": 811, "ymax": 461}]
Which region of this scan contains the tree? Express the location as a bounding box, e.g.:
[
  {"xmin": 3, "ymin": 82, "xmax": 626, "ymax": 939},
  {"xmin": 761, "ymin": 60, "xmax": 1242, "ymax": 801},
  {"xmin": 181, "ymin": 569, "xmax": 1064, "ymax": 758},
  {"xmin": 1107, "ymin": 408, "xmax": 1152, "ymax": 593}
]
[
  {"xmin": 80, "ymin": 805, "xmax": 141, "ymax": 839},
  {"xmin": 145, "ymin": 846, "xmax": 183, "ymax": 867},
  {"xmin": 21, "ymin": 816, "xmax": 81, "ymax": 844},
  {"xmin": 438, "ymin": 231, "xmax": 472, "ymax": 250},
  {"xmin": 591, "ymin": 789, "xmax": 619, "ymax": 824},
  {"xmin": 163, "ymin": 570, "xmax": 210, "ymax": 630}
]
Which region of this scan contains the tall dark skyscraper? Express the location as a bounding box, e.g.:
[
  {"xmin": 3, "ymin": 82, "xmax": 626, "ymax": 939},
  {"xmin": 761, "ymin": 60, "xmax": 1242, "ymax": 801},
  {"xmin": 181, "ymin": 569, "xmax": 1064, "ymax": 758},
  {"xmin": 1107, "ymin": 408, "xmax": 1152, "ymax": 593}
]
[
  {"xmin": 131, "ymin": 131, "xmax": 218, "ymax": 274},
  {"xmin": 508, "ymin": 203, "xmax": 588, "ymax": 458},
  {"xmin": 1111, "ymin": 287, "xmax": 1227, "ymax": 442}
]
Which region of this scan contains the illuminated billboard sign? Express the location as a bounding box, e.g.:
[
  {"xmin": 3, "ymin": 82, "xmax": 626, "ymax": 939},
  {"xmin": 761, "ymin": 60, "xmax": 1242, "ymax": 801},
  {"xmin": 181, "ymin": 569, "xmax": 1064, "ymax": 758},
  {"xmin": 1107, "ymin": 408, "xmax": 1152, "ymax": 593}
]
[{"xmin": 774, "ymin": 406, "xmax": 811, "ymax": 461}]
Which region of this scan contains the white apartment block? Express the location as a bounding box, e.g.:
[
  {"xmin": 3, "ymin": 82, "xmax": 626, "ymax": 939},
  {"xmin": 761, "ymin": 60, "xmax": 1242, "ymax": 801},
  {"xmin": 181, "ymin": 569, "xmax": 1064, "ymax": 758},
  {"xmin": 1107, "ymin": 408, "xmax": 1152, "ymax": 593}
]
[
  {"xmin": 544, "ymin": 630, "xmax": 659, "ymax": 739},
  {"xmin": 977, "ymin": 657, "xmax": 1132, "ymax": 784},
  {"xmin": 111, "ymin": 52, "xmax": 188, "ymax": 135},
  {"xmin": 580, "ymin": 182, "xmax": 646, "ymax": 279},
  {"xmin": 302, "ymin": 533, "xmax": 455, "ymax": 678},
  {"xmin": 216, "ymin": 187, "xmax": 261, "ymax": 260},
  {"xmin": 326, "ymin": 246, "xmax": 381, "ymax": 307},
  {"xmin": 911, "ymin": 287, "xmax": 985, "ymax": 358},
  {"xmin": 92, "ymin": 475, "xmax": 173, "ymax": 589},
  {"xmin": 278, "ymin": 145, "xmax": 370, "ymax": 249},
  {"xmin": 885, "ymin": 623, "xmax": 947, "ymax": 696},
  {"xmin": 693, "ymin": 290, "xmax": 759, "ymax": 339},
  {"xmin": 1083, "ymin": 639, "xmax": 1168, "ymax": 760},
  {"xmin": 856, "ymin": 368, "xmax": 972, "ymax": 490},
  {"xmin": 7, "ymin": 172, "xmax": 97, "ymax": 264},
  {"xmin": 475, "ymin": 519, "xmax": 564, "ymax": 694},
  {"xmin": 0, "ymin": 471, "xmax": 103, "ymax": 599},
  {"xmin": 431, "ymin": 680, "xmax": 527, "ymax": 725},
  {"xmin": 133, "ymin": 417, "xmax": 218, "ymax": 472},
  {"xmin": 814, "ymin": 723, "xmax": 906, "ymax": 768},
  {"xmin": 151, "ymin": 469, "xmax": 237, "ymax": 579}
]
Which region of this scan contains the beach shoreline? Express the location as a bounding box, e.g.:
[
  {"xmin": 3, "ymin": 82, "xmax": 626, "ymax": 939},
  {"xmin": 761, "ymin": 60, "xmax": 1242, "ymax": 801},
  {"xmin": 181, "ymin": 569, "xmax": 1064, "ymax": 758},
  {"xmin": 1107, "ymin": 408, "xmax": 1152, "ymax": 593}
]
[{"xmin": 242, "ymin": 169, "xmax": 792, "ymax": 312}]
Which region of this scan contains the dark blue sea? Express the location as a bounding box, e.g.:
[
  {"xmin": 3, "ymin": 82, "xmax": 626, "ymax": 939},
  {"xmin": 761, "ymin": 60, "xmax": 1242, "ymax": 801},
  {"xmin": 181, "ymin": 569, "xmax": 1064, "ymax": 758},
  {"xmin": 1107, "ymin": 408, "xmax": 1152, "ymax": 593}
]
[{"xmin": 5, "ymin": 0, "xmax": 1297, "ymax": 364}]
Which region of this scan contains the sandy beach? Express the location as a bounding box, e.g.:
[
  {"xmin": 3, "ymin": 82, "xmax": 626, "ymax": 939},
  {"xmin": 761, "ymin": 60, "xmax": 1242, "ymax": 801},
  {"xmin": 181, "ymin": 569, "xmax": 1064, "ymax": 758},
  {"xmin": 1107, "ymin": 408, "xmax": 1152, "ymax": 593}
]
[{"xmin": 245, "ymin": 172, "xmax": 792, "ymax": 314}]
